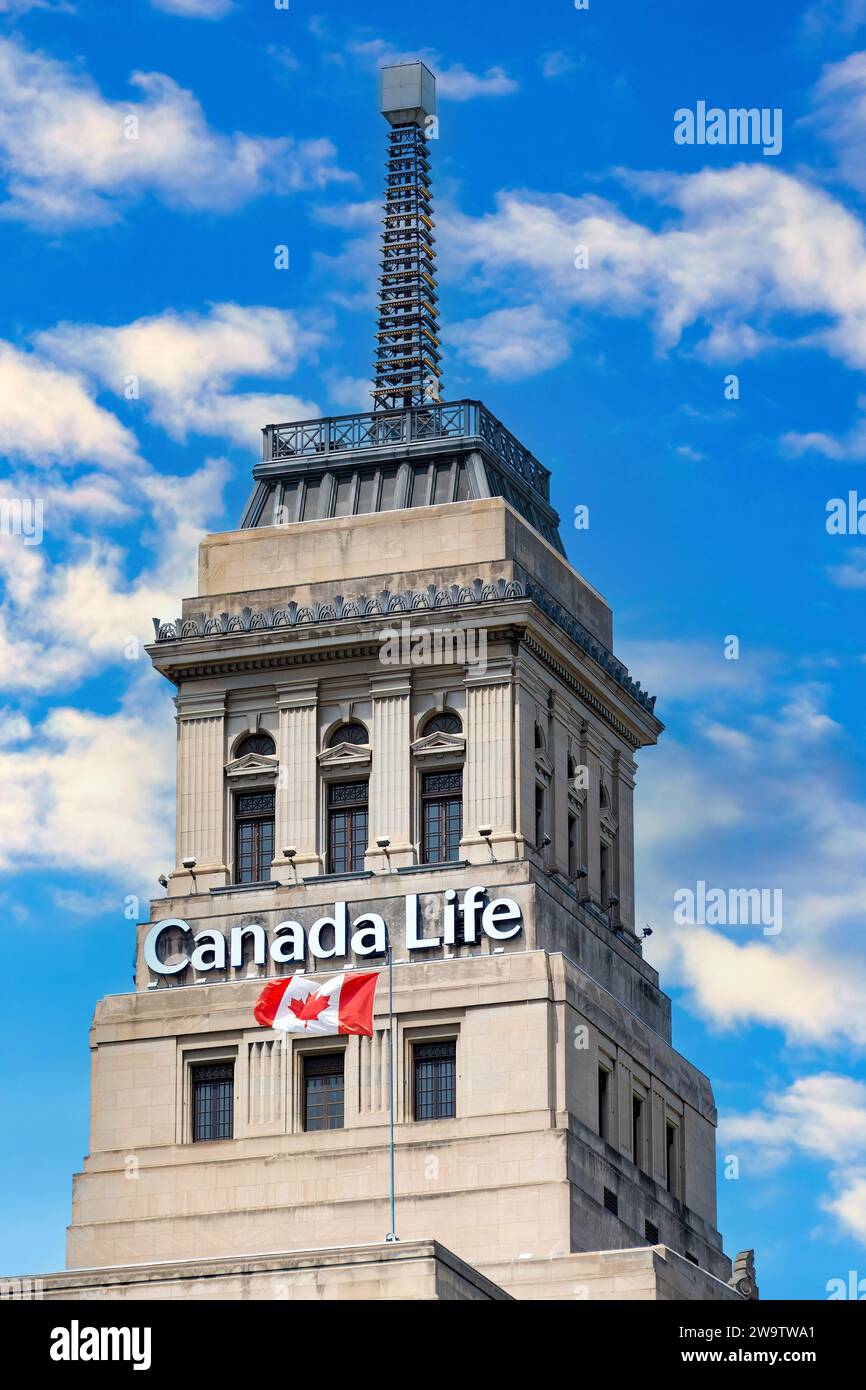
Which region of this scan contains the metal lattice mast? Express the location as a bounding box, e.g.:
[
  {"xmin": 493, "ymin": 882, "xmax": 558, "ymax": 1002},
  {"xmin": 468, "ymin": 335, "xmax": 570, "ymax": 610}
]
[{"xmin": 374, "ymin": 63, "xmax": 442, "ymax": 412}]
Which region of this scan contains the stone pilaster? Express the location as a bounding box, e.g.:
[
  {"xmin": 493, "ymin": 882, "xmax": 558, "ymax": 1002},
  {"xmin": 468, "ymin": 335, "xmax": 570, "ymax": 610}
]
[
  {"xmin": 172, "ymin": 690, "xmax": 228, "ymax": 892},
  {"xmin": 368, "ymin": 671, "xmax": 414, "ymax": 869},
  {"xmin": 551, "ymin": 692, "xmax": 570, "ymax": 877},
  {"xmin": 273, "ymin": 681, "xmax": 320, "ymax": 882},
  {"xmin": 461, "ymin": 657, "xmax": 518, "ymax": 864},
  {"xmin": 613, "ymin": 749, "xmax": 637, "ymax": 934}
]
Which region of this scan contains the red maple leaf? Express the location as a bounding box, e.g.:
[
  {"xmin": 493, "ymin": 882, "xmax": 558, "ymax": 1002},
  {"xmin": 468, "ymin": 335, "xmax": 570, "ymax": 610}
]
[{"xmin": 288, "ymin": 989, "xmax": 331, "ymax": 1025}]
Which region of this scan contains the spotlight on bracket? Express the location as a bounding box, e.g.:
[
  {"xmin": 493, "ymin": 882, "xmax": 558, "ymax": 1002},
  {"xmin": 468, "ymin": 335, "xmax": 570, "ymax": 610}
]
[
  {"xmin": 478, "ymin": 825, "xmax": 496, "ymax": 863},
  {"xmin": 181, "ymin": 857, "xmax": 198, "ymax": 893}
]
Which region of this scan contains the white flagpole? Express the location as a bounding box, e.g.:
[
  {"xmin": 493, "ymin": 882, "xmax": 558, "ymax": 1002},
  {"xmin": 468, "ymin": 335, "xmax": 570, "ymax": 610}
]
[{"xmin": 386, "ymin": 936, "xmax": 397, "ymax": 1242}]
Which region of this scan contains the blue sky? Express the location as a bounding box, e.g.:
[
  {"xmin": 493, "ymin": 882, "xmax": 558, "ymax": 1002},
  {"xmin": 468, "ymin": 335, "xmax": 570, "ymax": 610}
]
[{"xmin": 1, "ymin": 0, "xmax": 865, "ymax": 1299}]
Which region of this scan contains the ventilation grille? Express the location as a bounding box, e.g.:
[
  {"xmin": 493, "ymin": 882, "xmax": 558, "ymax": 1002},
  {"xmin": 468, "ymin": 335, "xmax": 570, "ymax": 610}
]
[
  {"xmin": 685, "ymin": 1252, "xmax": 699, "ymax": 1267},
  {"xmin": 645, "ymin": 1219, "xmax": 659, "ymax": 1244},
  {"xmin": 603, "ymin": 1187, "xmax": 619, "ymax": 1216}
]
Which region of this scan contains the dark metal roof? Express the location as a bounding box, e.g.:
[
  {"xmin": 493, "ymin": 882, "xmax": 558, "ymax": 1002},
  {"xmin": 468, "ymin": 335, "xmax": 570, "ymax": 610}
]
[{"xmin": 242, "ymin": 398, "xmax": 565, "ymax": 554}]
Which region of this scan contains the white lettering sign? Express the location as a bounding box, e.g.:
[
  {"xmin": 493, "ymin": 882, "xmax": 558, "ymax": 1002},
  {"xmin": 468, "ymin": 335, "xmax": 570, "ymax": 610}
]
[{"xmin": 144, "ymin": 889, "xmax": 523, "ymax": 976}]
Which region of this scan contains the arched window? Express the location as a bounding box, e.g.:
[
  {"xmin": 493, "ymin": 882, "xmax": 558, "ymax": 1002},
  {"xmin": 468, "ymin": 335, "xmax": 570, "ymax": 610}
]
[
  {"xmin": 328, "ymin": 722, "xmax": 369, "ymax": 747},
  {"xmin": 235, "ymin": 732, "xmax": 276, "ymax": 758},
  {"xmin": 422, "ymin": 711, "xmax": 462, "ymax": 737},
  {"xmin": 534, "ymin": 722, "xmax": 545, "ymax": 750}
]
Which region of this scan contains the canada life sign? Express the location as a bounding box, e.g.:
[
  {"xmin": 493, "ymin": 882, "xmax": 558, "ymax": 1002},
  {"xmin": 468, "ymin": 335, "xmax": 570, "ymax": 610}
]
[{"xmin": 144, "ymin": 887, "xmax": 523, "ymax": 977}]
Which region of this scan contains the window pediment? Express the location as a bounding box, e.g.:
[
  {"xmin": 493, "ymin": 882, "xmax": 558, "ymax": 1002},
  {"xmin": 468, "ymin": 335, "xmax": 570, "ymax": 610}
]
[
  {"xmin": 225, "ymin": 753, "xmax": 278, "ymax": 780},
  {"xmin": 600, "ymin": 807, "xmax": 619, "ymax": 842},
  {"xmin": 535, "ymin": 749, "xmax": 554, "ymax": 784},
  {"xmin": 318, "ymin": 741, "xmax": 372, "ymax": 769},
  {"xmin": 411, "ymin": 731, "xmax": 466, "ymax": 759}
]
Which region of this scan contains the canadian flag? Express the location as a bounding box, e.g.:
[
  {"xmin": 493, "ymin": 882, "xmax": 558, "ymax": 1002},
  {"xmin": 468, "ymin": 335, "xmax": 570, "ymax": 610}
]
[{"xmin": 253, "ymin": 972, "xmax": 380, "ymax": 1036}]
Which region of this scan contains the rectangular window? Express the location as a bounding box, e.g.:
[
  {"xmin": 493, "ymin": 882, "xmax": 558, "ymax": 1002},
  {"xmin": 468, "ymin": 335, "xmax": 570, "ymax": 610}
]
[
  {"xmin": 600, "ymin": 843, "xmax": 609, "ymax": 905},
  {"xmin": 535, "ymin": 784, "xmax": 545, "ymax": 848},
  {"xmin": 568, "ymin": 813, "xmax": 578, "ymax": 877},
  {"xmin": 234, "ymin": 791, "xmax": 275, "ymax": 885},
  {"xmin": 421, "ymin": 770, "xmax": 463, "ymax": 864},
  {"xmin": 333, "ymin": 473, "xmax": 355, "ymax": 517},
  {"xmin": 633, "ymin": 1094, "xmax": 644, "ymax": 1170},
  {"xmin": 356, "ymin": 469, "xmax": 377, "ymax": 515},
  {"xmin": 192, "ymin": 1062, "xmax": 234, "ymax": 1142},
  {"xmin": 414, "ymin": 1040, "xmax": 456, "ymax": 1120},
  {"xmin": 379, "ymin": 466, "xmax": 399, "ymax": 510},
  {"xmin": 327, "ymin": 781, "xmax": 368, "ymax": 875},
  {"xmin": 598, "ymin": 1066, "xmax": 609, "ymax": 1141},
  {"xmin": 666, "ymin": 1122, "xmax": 678, "ymax": 1196},
  {"xmin": 303, "ymin": 1053, "xmax": 344, "ymax": 1131},
  {"xmin": 301, "ymin": 476, "xmax": 323, "ymax": 521},
  {"xmin": 432, "ymin": 461, "xmax": 453, "ymax": 505}
]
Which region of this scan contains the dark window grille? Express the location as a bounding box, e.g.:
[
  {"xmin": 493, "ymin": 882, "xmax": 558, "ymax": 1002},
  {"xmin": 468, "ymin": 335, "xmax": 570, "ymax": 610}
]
[
  {"xmin": 327, "ymin": 781, "xmax": 368, "ymax": 875},
  {"xmin": 645, "ymin": 1219, "xmax": 659, "ymax": 1244},
  {"xmin": 235, "ymin": 732, "xmax": 276, "ymax": 758},
  {"xmin": 568, "ymin": 813, "xmax": 579, "ymax": 878},
  {"xmin": 413, "ymin": 1040, "xmax": 456, "ymax": 1120},
  {"xmin": 303, "ymin": 1052, "xmax": 344, "ymax": 1131},
  {"xmin": 192, "ymin": 1063, "xmax": 234, "ymax": 1141},
  {"xmin": 666, "ymin": 1123, "xmax": 678, "ymax": 1195},
  {"xmin": 603, "ymin": 1187, "xmax": 618, "ymax": 1216},
  {"xmin": 535, "ymin": 784, "xmax": 545, "ymax": 848},
  {"xmin": 598, "ymin": 1066, "xmax": 609, "ymax": 1141},
  {"xmin": 234, "ymin": 790, "xmax": 275, "ymax": 884},
  {"xmin": 421, "ymin": 770, "xmax": 463, "ymax": 864},
  {"xmin": 327, "ymin": 722, "xmax": 369, "ymax": 747},
  {"xmin": 422, "ymin": 711, "xmax": 462, "ymax": 737},
  {"xmin": 633, "ymin": 1095, "xmax": 644, "ymax": 1170}
]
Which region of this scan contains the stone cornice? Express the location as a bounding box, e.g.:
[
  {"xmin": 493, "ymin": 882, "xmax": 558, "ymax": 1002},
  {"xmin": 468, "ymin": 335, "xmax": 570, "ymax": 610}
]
[{"xmin": 152, "ymin": 576, "xmax": 657, "ymax": 715}]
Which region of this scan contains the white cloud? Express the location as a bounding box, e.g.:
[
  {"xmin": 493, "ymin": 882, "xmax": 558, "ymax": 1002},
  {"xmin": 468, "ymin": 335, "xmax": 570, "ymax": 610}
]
[
  {"xmin": 440, "ymin": 165, "xmax": 866, "ymax": 378},
  {"xmin": 541, "ymin": 52, "xmax": 580, "ymax": 80},
  {"xmin": 0, "ymin": 707, "xmax": 30, "ymax": 745},
  {"xmin": 0, "ymin": 686, "xmax": 175, "ymax": 893},
  {"xmin": 152, "ymin": 0, "xmax": 232, "ymax": 16},
  {"xmin": 0, "ymin": 455, "xmax": 229, "ymax": 692},
  {"xmin": 827, "ymin": 550, "xmax": 866, "ymax": 588},
  {"xmin": 721, "ymin": 1075, "xmax": 866, "ymax": 1247},
  {"xmin": 783, "ymin": 392, "xmax": 866, "ymax": 459},
  {"xmin": 348, "ymin": 40, "xmax": 518, "ymax": 101},
  {"xmin": 635, "ymin": 676, "xmax": 866, "ymax": 1051},
  {"xmin": 809, "ymin": 51, "xmax": 866, "ymax": 194},
  {"xmin": 36, "ymin": 304, "xmax": 323, "ymax": 447},
  {"xmin": 0, "ymin": 342, "xmax": 138, "ymax": 468},
  {"xmin": 446, "ymin": 305, "xmax": 570, "ymax": 380},
  {"xmin": 802, "ymin": 0, "xmax": 866, "ymax": 34},
  {"xmin": 0, "ymin": 35, "xmax": 350, "ymax": 227}
]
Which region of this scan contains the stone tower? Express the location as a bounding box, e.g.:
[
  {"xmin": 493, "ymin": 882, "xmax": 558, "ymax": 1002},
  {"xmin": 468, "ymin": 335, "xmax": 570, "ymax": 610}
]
[{"xmin": 61, "ymin": 63, "xmax": 743, "ymax": 1302}]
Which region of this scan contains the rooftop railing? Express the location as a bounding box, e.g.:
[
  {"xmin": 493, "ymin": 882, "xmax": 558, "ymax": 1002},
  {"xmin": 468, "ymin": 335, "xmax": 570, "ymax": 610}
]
[{"xmin": 264, "ymin": 399, "xmax": 552, "ymax": 501}]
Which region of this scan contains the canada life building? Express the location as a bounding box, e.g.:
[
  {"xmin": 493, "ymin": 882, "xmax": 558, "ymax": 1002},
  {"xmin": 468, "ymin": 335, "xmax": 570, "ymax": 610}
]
[{"xmin": 48, "ymin": 64, "xmax": 755, "ymax": 1302}]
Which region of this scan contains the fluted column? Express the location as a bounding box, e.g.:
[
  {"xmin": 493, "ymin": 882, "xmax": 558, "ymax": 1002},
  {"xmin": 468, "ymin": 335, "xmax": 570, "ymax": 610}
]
[
  {"xmin": 273, "ymin": 681, "xmax": 320, "ymax": 881},
  {"xmin": 173, "ymin": 690, "xmax": 228, "ymax": 892},
  {"xmin": 368, "ymin": 672, "xmax": 414, "ymax": 869},
  {"xmin": 461, "ymin": 657, "xmax": 518, "ymax": 864}
]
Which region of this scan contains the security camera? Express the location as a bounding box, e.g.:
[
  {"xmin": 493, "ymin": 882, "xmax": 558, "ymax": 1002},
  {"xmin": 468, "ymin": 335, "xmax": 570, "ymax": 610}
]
[
  {"xmin": 182, "ymin": 857, "xmax": 197, "ymax": 871},
  {"xmin": 376, "ymin": 836, "xmax": 391, "ymax": 850},
  {"xmin": 478, "ymin": 825, "xmax": 492, "ymax": 838},
  {"xmin": 541, "ymin": 835, "xmax": 551, "ymax": 848},
  {"xmin": 607, "ymin": 894, "xmax": 620, "ymax": 909},
  {"xmin": 283, "ymin": 846, "xmax": 297, "ymax": 860},
  {"xmin": 158, "ymin": 874, "xmax": 168, "ymax": 889},
  {"xmin": 641, "ymin": 925, "xmax": 653, "ymax": 939}
]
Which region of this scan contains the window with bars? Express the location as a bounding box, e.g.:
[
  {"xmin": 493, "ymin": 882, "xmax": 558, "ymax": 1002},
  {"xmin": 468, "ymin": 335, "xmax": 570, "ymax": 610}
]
[
  {"xmin": 327, "ymin": 722, "xmax": 369, "ymax": 747},
  {"xmin": 413, "ymin": 1040, "xmax": 456, "ymax": 1121},
  {"xmin": 234, "ymin": 790, "xmax": 275, "ymax": 885},
  {"xmin": 235, "ymin": 732, "xmax": 276, "ymax": 758},
  {"xmin": 303, "ymin": 1052, "xmax": 345, "ymax": 1131},
  {"xmin": 192, "ymin": 1062, "xmax": 234, "ymax": 1141},
  {"xmin": 421, "ymin": 770, "xmax": 463, "ymax": 864},
  {"xmin": 327, "ymin": 781, "xmax": 368, "ymax": 875},
  {"xmin": 421, "ymin": 711, "xmax": 462, "ymax": 737}
]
